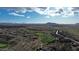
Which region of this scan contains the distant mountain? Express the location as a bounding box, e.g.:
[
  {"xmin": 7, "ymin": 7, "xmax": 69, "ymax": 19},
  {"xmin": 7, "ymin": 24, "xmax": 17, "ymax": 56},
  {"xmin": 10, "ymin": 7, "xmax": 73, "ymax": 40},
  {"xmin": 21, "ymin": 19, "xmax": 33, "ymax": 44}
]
[
  {"xmin": 76, "ymin": 23, "xmax": 79, "ymax": 25},
  {"xmin": 46, "ymin": 22, "xmax": 57, "ymax": 25},
  {"xmin": 0, "ymin": 23, "xmax": 79, "ymax": 28},
  {"xmin": 46, "ymin": 22, "xmax": 57, "ymax": 26}
]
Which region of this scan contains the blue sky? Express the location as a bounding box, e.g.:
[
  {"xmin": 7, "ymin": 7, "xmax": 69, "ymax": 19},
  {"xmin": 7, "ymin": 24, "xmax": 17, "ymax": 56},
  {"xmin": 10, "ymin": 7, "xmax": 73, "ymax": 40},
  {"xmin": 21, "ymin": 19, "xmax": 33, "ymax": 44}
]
[{"xmin": 0, "ymin": 7, "xmax": 79, "ymax": 24}]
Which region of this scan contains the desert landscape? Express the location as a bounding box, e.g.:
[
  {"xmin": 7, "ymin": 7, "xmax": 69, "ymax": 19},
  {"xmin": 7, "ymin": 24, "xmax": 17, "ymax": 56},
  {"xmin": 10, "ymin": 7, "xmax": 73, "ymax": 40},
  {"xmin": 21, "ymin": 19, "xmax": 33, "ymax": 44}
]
[
  {"xmin": 0, "ymin": 7, "xmax": 79, "ymax": 51},
  {"xmin": 0, "ymin": 23, "xmax": 79, "ymax": 51}
]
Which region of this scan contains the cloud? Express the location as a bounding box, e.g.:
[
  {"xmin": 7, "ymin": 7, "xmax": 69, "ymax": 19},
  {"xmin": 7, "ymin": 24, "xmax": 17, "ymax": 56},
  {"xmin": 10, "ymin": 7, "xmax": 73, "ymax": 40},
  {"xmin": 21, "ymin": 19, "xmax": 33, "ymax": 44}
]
[
  {"xmin": 9, "ymin": 12, "xmax": 24, "ymax": 17},
  {"xmin": 8, "ymin": 8, "xmax": 34, "ymax": 18},
  {"xmin": 60, "ymin": 7, "xmax": 74, "ymax": 17},
  {"xmin": 8, "ymin": 7, "xmax": 33, "ymax": 14},
  {"xmin": 45, "ymin": 16, "xmax": 50, "ymax": 18},
  {"xmin": 15, "ymin": 8, "xmax": 27, "ymax": 13},
  {"xmin": 8, "ymin": 7, "xmax": 79, "ymax": 18},
  {"xmin": 32, "ymin": 7, "xmax": 45, "ymax": 15},
  {"xmin": 32, "ymin": 7, "xmax": 60, "ymax": 16},
  {"xmin": 26, "ymin": 16, "xmax": 30, "ymax": 18},
  {"xmin": 32, "ymin": 7, "xmax": 76, "ymax": 17}
]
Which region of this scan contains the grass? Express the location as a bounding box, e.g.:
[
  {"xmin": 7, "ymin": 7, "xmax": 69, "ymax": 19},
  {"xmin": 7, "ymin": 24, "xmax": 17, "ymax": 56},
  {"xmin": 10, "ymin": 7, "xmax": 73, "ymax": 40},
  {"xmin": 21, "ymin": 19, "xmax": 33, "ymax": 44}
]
[
  {"xmin": 36, "ymin": 32, "xmax": 55, "ymax": 44},
  {"xmin": 62, "ymin": 28, "xmax": 79, "ymax": 36},
  {"xmin": 0, "ymin": 43, "xmax": 8, "ymax": 48},
  {"xmin": 19, "ymin": 29, "xmax": 55, "ymax": 45}
]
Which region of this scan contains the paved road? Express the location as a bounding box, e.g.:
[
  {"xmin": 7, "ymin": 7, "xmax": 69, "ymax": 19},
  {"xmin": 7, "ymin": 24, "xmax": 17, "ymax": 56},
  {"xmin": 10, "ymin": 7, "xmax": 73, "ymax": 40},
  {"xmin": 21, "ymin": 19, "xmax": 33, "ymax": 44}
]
[{"xmin": 55, "ymin": 30, "xmax": 79, "ymax": 44}]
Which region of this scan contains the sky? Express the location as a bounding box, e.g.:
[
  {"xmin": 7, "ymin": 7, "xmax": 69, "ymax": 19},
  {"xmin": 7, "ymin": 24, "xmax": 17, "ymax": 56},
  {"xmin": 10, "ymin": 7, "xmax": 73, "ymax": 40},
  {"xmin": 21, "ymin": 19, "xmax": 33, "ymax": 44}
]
[{"xmin": 0, "ymin": 7, "xmax": 79, "ymax": 24}]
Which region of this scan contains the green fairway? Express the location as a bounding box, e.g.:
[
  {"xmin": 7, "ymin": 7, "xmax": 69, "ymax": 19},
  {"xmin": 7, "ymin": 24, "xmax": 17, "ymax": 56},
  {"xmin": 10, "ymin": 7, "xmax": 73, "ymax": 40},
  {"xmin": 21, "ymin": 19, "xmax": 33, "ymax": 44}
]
[
  {"xmin": 36, "ymin": 32, "xmax": 55, "ymax": 44},
  {"xmin": 0, "ymin": 43, "xmax": 8, "ymax": 48}
]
